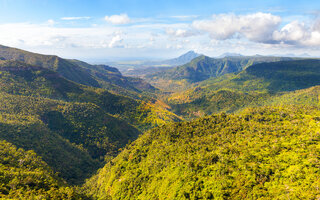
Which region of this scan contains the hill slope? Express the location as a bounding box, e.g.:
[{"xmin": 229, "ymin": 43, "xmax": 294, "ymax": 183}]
[
  {"xmin": 0, "ymin": 140, "xmax": 88, "ymax": 199},
  {"xmin": 0, "ymin": 92, "xmax": 141, "ymax": 184},
  {"xmin": 85, "ymin": 106, "xmax": 320, "ymax": 200},
  {"xmin": 69, "ymin": 59, "xmax": 157, "ymax": 99},
  {"xmin": 0, "ymin": 60, "xmax": 156, "ymax": 184},
  {"xmin": 0, "ymin": 44, "xmax": 99, "ymax": 87},
  {"xmin": 0, "ymin": 60, "xmax": 180, "ymax": 130},
  {"xmin": 0, "ymin": 44, "xmax": 158, "ymax": 100},
  {"xmin": 147, "ymin": 56, "xmax": 294, "ymax": 91},
  {"xmin": 166, "ymin": 59, "xmax": 320, "ymax": 118}
]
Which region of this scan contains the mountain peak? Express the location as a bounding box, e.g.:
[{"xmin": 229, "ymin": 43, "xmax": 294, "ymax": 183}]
[{"xmin": 178, "ymin": 50, "xmax": 200, "ymax": 58}]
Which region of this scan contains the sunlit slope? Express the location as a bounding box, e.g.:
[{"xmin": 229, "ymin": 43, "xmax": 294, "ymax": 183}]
[
  {"xmin": 0, "ymin": 60, "xmax": 181, "ymax": 130},
  {"xmin": 166, "ymin": 59, "xmax": 320, "ymax": 118},
  {"xmin": 0, "ymin": 140, "xmax": 88, "ymax": 199},
  {"xmin": 147, "ymin": 55, "xmax": 294, "ymax": 91},
  {"xmin": 85, "ymin": 106, "xmax": 320, "ymax": 200}
]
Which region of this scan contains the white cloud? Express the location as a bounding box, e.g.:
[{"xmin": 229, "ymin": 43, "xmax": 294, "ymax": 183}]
[
  {"xmin": 61, "ymin": 16, "xmax": 91, "ymax": 20},
  {"xmin": 166, "ymin": 28, "xmax": 198, "ymax": 37},
  {"xmin": 1, "ymin": 14, "xmax": 320, "ymax": 59},
  {"xmin": 109, "ymin": 34, "xmax": 124, "ymax": 48},
  {"xmin": 104, "ymin": 14, "xmax": 131, "ymax": 25},
  {"xmin": 273, "ymin": 21, "xmax": 309, "ymax": 44},
  {"xmin": 273, "ymin": 20, "xmax": 320, "ymax": 46},
  {"xmin": 192, "ymin": 12, "xmax": 281, "ymax": 43}
]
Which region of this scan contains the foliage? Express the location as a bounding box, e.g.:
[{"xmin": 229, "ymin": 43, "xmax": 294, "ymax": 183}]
[
  {"xmin": 0, "ymin": 60, "xmax": 180, "ymax": 131},
  {"xmin": 165, "ymin": 59, "xmax": 320, "ymax": 118},
  {"xmin": 147, "ymin": 55, "xmax": 295, "ymax": 91},
  {"xmin": 0, "ymin": 140, "xmax": 90, "ymax": 199},
  {"xmin": 0, "ymin": 91, "xmax": 142, "ymax": 184},
  {"xmin": 0, "ymin": 44, "xmax": 99, "ymax": 87},
  {"xmin": 85, "ymin": 106, "xmax": 320, "ymax": 200}
]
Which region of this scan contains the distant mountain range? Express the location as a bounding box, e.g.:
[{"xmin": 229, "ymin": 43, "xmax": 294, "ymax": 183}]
[
  {"xmin": 166, "ymin": 59, "xmax": 320, "ymax": 118},
  {"xmin": 145, "ymin": 55, "xmax": 296, "ymax": 90},
  {"xmin": 217, "ymin": 52, "xmax": 314, "ymax": 58},
  {"xmin": 149, "ymin": 50, "xmax": 201, "ymax": 66},
  {"xmin": 122, "ymin": 50, "xmax": 201, "ymax": 77}
]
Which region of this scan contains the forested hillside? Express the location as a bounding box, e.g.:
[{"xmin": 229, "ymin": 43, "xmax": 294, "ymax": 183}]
[
  {"xmin": 1, "ymin": 45, "xmax": 320, "ymax": 200},
  {"xmin": 0, "ymin": 140, "xmax": 89, "ymax": 199},
  {"xmin": 0, "ymin": 60, "xmax": 180, "ymax": 130},
  {"xmin": 0, "ymin": 54, "xmax": 180, "ymax": 185},
  {"xmin": 165, "ymin": 59, "xmax": 320, "ymax": 118},
  {"xmin": 85, "ymin": 106, "xmax": 320, "ymax": 199},
  {"xmin": 2, "ymin": 0, "xmax": 320, "ymax": 199},
  {"xmin": 0, "ymin": 45, "xmax": 157, "ymax": 100},
  {"xmin": 0, "ymin": 45, "xmax": 99, "ymax": 87},
  {"xmin": 147, "ymin": 55, "xmax": 294, "ymax": 91},
  {"xmin": 0, "ymin": 92, "xmax": 140, "ymax": 184}
]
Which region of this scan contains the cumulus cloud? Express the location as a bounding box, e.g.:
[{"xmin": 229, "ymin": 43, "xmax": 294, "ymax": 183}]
[
  {"xmin": 61, "ymin": 16, "xmax": 91, "ymax": 20},
  {"xmin": 104, "ymin": 14, "xmax": 131, "ymax": 25},
  {"xmin": 191, "ymin": 12, "xmax": 320, "ymax": 47},
  {"xmin": 2, "ymin": 13, "xmax": 320, "ymax": 58},
  {"xmin": 109, "ymin": 34, "xmax": 124, "ymax": 48},
  {"xmin": 273, "ymin": 21, "xmax": 310, "ymax": 44},
  {"xmin": 192, "ymin": 12, "xmax": 281, "ymax": 43},
  {"xmin": 273, "ymin": 20, "xmax": 320, "ymax": 46},
  {"xmin": 166, "ymin": 28, "xmax": 198, "ymax": 37}
]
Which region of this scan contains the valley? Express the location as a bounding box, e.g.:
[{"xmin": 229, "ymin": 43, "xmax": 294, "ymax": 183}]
[{"xmin": 1, "ymin": 45, "xmax": 320, "ymax": 199}]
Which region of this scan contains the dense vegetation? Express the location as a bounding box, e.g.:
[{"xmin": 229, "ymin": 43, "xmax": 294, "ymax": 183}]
[
  {"xmin": 0, "ymin": 95, "xmax": 113, "ymax": 184},
  {"xmin": 0, "ymin": 44, "xmax": 99, "ymax": 87},
  {"xmin": 146, "ymin": 55, "xmax": 294, "ymax": 91},
  {"xmin": 0, "ymin": 49, "xmax": 180, "ymax": 185},
  {"xmin": 85, "ymin": 106, "xmax": 320, "ymax": 199},
  {"xmin": 165, "ymin": 59, "xmax": 320, "ymax": 118},
  {"xmin": 0, "ymin": 60, "xmax": 180, "ymax": 130},
  {"xmin": 2, "ymin": 45, "xmax": 320, "ymax": 199},
  {"xmin": 0, "ymin": 44, "xmax": 157, "ymax": 100},
  {"xmin": 0, "ymin": 140, "xmax": 89, "ymax": 199},
  {"xmin": 69, "ymin": 59, "xmax": 157, "ymax": 100}
]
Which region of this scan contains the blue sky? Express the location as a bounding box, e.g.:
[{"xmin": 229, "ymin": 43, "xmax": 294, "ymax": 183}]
[{"xmin": 0, "ymin": 0, "xmax": 320, "ymax": 60}]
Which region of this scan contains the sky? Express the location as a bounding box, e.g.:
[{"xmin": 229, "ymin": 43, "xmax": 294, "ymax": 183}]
[{"xmin": 0, "ymin": 0, "xmax": 320, "ymax": 61}]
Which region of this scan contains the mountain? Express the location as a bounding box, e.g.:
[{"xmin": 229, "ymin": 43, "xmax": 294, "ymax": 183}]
[
  {"xmin": 201, "ymin": 59, "xmax": 320, "ymax": 92},
  {"xmin": 161, "ymin": 50, "xmax": 201, "ymax": 66},
  {"xmin": 69, "ymin": 59, "xmax": 157, "ymax": 97},
  {"xmin": 0, "ymin": 45, "xmax": 156, "ymax": 100},
  {"xmin": 166, "ymin": 59, "xmax": 320, "ymax": 118},
  {"xmin": 122, "ymin": 66, "xmax": 173, "ymax": 78},
  {"xmin": 146, "ymin": 55, "xmax": 295, "ymax": 91},
  {"xmin": 121, "ymin": 51, "xmax": 201, "ymax": 78},
  {"xmin": 0, "ymin": 59, "xmax": 179, "ymax": 131},
  {"xmin": 84, "ymin": 106, "xmax": 320, "ymax": 199},
  {"xmin": 0, "ymin": 44, "xmax": 99, "ymax": 87},
  {"xmin": 136, "ymin": 50, "xmax": 201, "ymax": 67},
  {"xmin": 3, "ymin": 44, "xmax": 320, "ymax": 199},
  {"xmin": 0, "ymin": 59, "xmax": 180, "ymax": 184}
]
